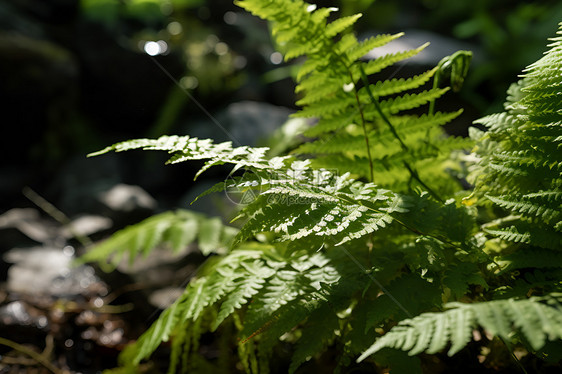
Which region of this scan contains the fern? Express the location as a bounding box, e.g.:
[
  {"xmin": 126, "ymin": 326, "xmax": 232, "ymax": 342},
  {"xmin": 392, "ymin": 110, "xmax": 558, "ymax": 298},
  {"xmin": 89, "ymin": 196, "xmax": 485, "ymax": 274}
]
[
  {"xmin": 83, "ymin": 4, "xmax": 562, "ymax": 374},
  {"xmin": 359, "ymin": 22, "xmax": 562, "ymax": 365},
  {"xmin": 358, "ymin": 293, "xmax": 562, "ymax": 361},
  {"xmin": 89, "ymin": 135, "xmax": 291, "ymax": 178},
  {"xmin": 237, "ymin": 0, "xmax": 470, "ymax": 196},
  {"xmin": 79, "ymin": 209, "xmax": 238, "ymax": 270},
  {"xmin": 116, "ymin": 244, "xmax": 279, "ymax": 365},
  {"xmin": 469, "ymin": 23, "xmax": 562, "ymax": 249}
]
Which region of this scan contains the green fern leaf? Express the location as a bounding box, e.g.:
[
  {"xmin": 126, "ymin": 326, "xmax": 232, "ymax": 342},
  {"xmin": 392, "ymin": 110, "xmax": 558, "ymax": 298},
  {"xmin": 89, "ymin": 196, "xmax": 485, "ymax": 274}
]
[
  {"xmin": 362, "ymin": 67, "xmax": 438, "ymax": 97},
  {"xmin": 89, "ymin": 135, "xmax": 290, "ymax": 178},
  {"xmin": 346, "ymin": 32, "xmax": 405, "ymax": 61},
  {"xmin": 485, "ymin": 194, "xmax": 561, "ymax": 223},
  {"xmin": 368, "ymin": 88, "xmax": 449, "ymax": 116},
  {"xmin": 120, "ymin": 281, "xmax": 200, "ymax": 365},
  {"xmin": 212, "ymin": 260, "xmax": 276, "ymax": 330},
  {"xmin": 470, "ymin": 24, "xmax": 562, "ymax": 251},
  {"xmin": 79, "ymin": 210, "xmax": 237, "ymax": 270},
  {"xmin": 358, "ymin": 43, "xmax": 429, "ymax": 76},
  {"xmin": 443, "ymin": 262, "xmax": 488, "ymax": 299},
  {"xmin": 358, "ymin": 294, "xmax": 562, "ymax": 362},
  {"xmin": 325, "ymin": 13, "xmax": 362, "ymax": 38}
]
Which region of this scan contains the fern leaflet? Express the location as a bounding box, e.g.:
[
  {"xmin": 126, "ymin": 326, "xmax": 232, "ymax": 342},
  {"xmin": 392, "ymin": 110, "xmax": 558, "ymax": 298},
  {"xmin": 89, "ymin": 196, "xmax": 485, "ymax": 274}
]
[{"xmin": 358, "ymin": 294, "xmax": 562, "ymax": 361}]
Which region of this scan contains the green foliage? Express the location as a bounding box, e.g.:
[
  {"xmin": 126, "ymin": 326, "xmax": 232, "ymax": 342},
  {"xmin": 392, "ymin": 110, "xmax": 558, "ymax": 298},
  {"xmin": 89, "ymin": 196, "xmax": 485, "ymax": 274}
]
[
  {"xmin": 358, "ymin": 293, "xmax": 562, "ymax": 360},
  {"xmin": 83, "ymin": 3, "xmax": 562, "ymax": 373},
  {"xmin": 469, "ymin": 24, "xmax": 562, "ymax": 250},
  {"xmin": 79, "ymin": 210, "xmax": 238, "ymax": 270}
]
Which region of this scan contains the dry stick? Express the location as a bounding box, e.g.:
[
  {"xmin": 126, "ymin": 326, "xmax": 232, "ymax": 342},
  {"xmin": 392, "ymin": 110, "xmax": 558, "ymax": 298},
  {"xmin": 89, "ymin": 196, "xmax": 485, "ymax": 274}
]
[
  {"xmin": 0, "ymin": 336, "xmax": 63, "ymax": 374},
  {"xmin": 22, "ymin": 187, "xmax": 92, "ymax": 247}
]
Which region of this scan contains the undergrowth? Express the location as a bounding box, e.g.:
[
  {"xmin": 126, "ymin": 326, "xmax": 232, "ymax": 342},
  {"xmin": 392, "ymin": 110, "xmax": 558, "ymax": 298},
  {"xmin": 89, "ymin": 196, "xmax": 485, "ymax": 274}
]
[{"xmin": 82, "ymin": 1, "xmax": 562, "ymax": 372}]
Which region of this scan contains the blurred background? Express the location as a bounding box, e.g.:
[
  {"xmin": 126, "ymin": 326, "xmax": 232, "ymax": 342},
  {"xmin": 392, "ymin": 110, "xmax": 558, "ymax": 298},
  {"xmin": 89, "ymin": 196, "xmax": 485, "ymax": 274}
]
[
  {"xmin": 0, "ymin": 0, "xmax": 560, "ymax": 372},
  {"xmin": 1, "ymin": 0, "xmax": 561, "ymax": 214}
]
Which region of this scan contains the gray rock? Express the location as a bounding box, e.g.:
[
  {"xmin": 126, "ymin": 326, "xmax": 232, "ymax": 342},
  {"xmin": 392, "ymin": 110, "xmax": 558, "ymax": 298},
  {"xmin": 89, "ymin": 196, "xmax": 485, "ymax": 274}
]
[
  {"xmin": 0, "ymin": 301, "xmax": 48, "ymax": 329},
  {"xmin": 148, "ymin": 287, "xmax": 184, "ymax": 309},
  {"xmin": 0, "ymin": 208, "xmax": 58, "ymax": 244},
  {"xmin": 60, "ymin": 214, "xmax": 113, "ymax": 239},
  {"xmin": 184, "ymin": 101, "xmax": 294, "ymax": 146},
  {"xmin": 4, "ymin": 246, "xmax": 99, "ymax": 297},
  {"xmin": 98, "ymin": 184, "xmax": 156, "ymax": 213}
]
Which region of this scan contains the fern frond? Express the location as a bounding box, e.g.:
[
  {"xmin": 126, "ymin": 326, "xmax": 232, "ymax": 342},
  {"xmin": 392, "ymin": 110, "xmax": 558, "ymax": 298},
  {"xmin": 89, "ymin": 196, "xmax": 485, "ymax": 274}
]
[
  {"xmin": 119, "ymin": 278, "xmax": 207, "ymax": 365},
  {"xmin": 469, "ymin": 24, "xmax": 562, "ymax": 250},
  {"xmin": 89, "ymin": 135, "xmax": 290, "ymax": 178},
  {"xmin": 366, "ymin": 88, "xmax": 449, "ymax": 117},
  {"xmin": 233, "ymin": 170, "xmax": 409, "ymax": 245},
  {"xmin": 358, "ymin": 294, "xmax": 562, "ymax": 362},
  {"xmin": 79, "ymin": 210, "xmax": 238, "ymax": 270},
  {"xmin": 483, "ymin": 225, "xmax": 562, "ymax": 250},
  {"xmin": 485, "ymin": 194, "xmax": 561, "ymax": 223},
  {"xmin": 119, "ymin": 244, "xmax": 282, "ymax": 366},
  {"xmin": 443, "ymin": 262, "xmax": 488, "ymax": 299},
  {"xmin": 212, "ymin": 259, "xmax": 276, "ymax": 330},
  {"xmin": 362, "ymin": 67, "xmax": 438, "ymax": 97},
  {"xmin": 325, "ymin": 14, "xmax": 362, "ymax": 38},
  {"xmin": 235, "ymin": 0, "xmax": 467, "ymax": 194},
  {"xmin": 357, "ymin": 43, "xmax": 429, "ymax": 76},
  {"xmin": 240, "ymin": 252, "xmax": 342, "ymax": 359},
  {"xmin": 345, "ymin": 32, "xmax": 404, "ymax": 62}
]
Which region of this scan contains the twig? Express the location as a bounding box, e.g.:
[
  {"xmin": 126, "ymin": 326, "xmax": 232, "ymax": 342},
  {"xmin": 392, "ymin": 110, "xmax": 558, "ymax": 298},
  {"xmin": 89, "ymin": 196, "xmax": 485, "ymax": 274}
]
[
  {"xmin": 22, "ymin": 186, "xmax": 92, "ymax": 247},
  {"xmin": 0, "ymin": 336, "xmax": 63, "ymax": 374}
]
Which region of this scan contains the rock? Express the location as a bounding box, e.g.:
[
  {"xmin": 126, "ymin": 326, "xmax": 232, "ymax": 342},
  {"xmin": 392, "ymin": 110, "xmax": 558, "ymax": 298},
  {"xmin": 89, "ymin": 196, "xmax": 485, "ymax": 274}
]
[
  {"xmin": 224, "ymin": 101, "xmax": 294, "ymax": 145},
  {"xmin": 98, "ymin": 184, "xmax": 156, "ymax": 213},
  {"xmin": 95, "ymin": 184, "xmax": 157, "ymax": 228},
  {"xmin": 0, "ymin": 209, "xmax": 113, "ymax": 250},
  {"xmin": 4, "ymin": 246, "xmax": 100, "ymax": 297},
  {"xmin": 148, "ymin": 287, "xmax": 184, "ymax": 309},
  {"xmin": 60, "ymin": 214, "xmax": 113, "ymax": 240},
  {"xmin": 114, "ymin": 245, "xmax": 198, "ymax": 290},
  {"xmin": 184, "ymin": 101, "xmax": 294, "ymax": 146},
  {"xmin": 0, "ymin": 208, "xmax": 58, "ymax": 245},
  {"xmin": 0, "ymin": 301, "xmax": 48, "ymax": 329},
  {"xmin": 51, "ymin": 155, "xmax": 124, "ymax": 217}
]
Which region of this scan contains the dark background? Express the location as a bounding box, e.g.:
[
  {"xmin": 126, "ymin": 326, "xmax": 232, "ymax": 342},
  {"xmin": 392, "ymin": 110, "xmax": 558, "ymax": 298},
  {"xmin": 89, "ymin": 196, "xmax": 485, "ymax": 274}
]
[{"xmin": 1, "ymin": 0, "xmax": 561, "ymax": 215}]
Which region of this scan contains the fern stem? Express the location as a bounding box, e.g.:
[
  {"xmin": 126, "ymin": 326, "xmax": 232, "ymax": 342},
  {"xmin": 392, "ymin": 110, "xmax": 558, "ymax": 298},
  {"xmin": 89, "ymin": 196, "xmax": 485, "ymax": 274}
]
[
  {"xmin": 347, "ymin": 71, "xmax": 374, "ymax": 183},
  {"xmin": 500, "ymin": 337, "xmax": 529, "ymax": 374},
  {"xmin": 430, "ymin": 51, "xmax": 472, "ymax": 116},
  {"xmin": 323, "ymin": 38, "xmax": 374, "ymax": 183},
  {"xmin": 402, "ymin": 162, "xmax": 444, "ymax": 203},
  {"xmin": 357, "ymin": 66, "xmax": 408, "ymax": 151},
  {"xmin": 428, "ymin": 70, "xmax": 439, "ymax": 117},
  {"xmin": 357, "ymin": 66, "xmax": 444, "ymax": 203}
]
